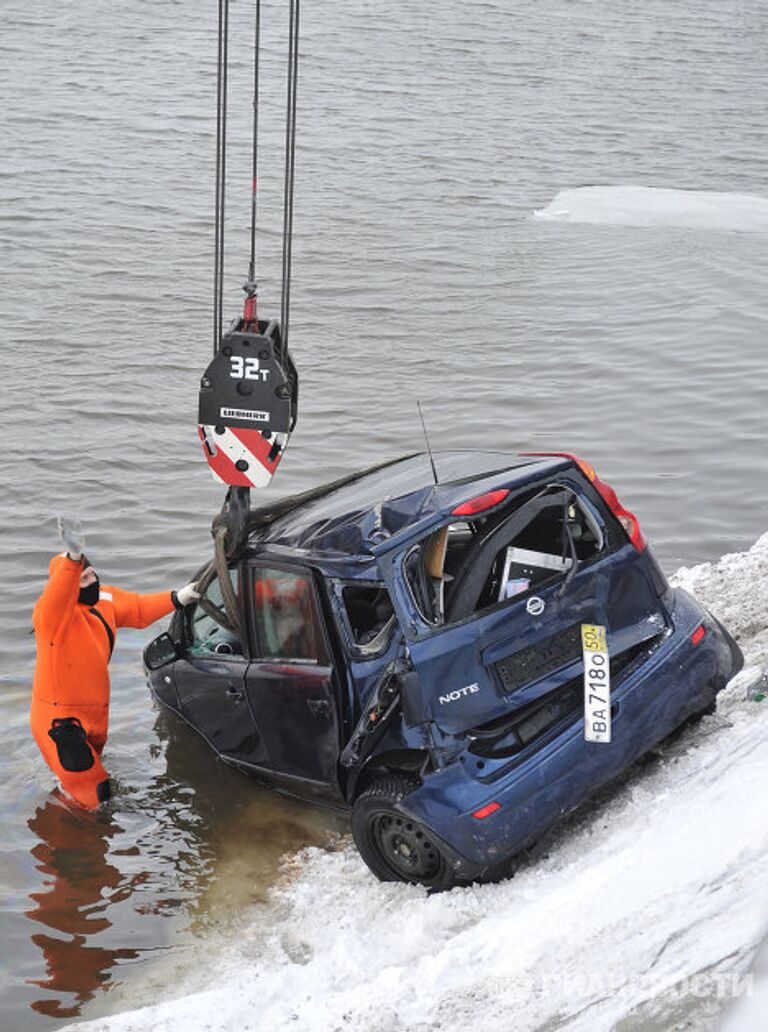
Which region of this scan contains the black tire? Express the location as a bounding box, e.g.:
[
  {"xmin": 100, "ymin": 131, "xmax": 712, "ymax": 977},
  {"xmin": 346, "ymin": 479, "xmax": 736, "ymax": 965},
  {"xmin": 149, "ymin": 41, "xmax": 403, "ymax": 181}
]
[{"xmin": 351, "ymin": 774, "xmax": 457, "ymax": 891}]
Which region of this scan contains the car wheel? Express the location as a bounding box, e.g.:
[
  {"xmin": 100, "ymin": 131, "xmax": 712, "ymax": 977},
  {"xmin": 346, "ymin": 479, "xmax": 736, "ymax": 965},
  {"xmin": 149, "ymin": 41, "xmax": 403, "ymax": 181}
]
[{"xmin": 351, "ymin": 774, "xmax": 456, "ymax": 890}]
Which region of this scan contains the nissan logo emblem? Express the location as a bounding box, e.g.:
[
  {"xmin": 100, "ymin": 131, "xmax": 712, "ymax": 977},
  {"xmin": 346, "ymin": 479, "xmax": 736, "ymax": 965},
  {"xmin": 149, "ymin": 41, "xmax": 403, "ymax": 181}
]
[{"xmin": 526, "ymin": 596, "xmax": 545, "ymax": 616}]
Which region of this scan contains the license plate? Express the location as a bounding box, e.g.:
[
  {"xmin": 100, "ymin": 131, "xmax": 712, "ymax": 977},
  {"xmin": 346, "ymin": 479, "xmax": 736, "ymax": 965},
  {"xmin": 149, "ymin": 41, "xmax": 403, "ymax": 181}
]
[{"xmin": 582, "ymin": 624, "xmax": 611, "ymax": 743}]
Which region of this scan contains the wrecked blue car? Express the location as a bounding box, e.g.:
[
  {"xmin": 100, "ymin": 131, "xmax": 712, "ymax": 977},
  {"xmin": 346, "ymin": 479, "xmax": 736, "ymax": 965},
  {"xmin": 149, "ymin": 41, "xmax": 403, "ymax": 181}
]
[{"xmin": 145, "ymin": 451, "xmax": 742, "ymax": 889}]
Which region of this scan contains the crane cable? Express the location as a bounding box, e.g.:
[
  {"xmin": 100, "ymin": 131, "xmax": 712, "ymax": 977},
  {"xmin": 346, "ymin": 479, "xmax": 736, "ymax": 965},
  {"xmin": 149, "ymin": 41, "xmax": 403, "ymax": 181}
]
[
  {"xmin": 204, "ymin": 0, "xmax": 301, "ymax": 633},
  {"xmin": 280, "ymin": 0, "xmax": 301, "ymax": 361},
  {"xmin": 246, "ymin": 0, "xmax": 261, "ymax": 293},
  {"xmin": 213, "ymin": 0, "xmax": 300, "ymax": 358},
  {"xmin": 212, "ymin": 0, "xmax": 230, "ymax": 354}
]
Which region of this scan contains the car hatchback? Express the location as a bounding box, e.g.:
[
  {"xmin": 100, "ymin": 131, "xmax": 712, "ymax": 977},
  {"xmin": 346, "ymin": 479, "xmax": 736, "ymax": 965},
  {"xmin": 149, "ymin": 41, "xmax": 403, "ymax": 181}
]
[{"xmin": 145, "ymin": 451, "xmax": 742, "ymax": 889}]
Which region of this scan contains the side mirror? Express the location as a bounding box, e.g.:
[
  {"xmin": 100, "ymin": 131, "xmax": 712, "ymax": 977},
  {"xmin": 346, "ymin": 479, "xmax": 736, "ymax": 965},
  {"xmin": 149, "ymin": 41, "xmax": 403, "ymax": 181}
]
[{"xmin": 144, "ymin": 632, "xmax": 181, "ymax": 671}]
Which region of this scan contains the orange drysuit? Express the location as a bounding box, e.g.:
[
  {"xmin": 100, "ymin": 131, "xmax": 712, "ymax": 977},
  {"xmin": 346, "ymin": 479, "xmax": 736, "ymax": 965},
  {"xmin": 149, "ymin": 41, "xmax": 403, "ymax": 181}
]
[{"xmin": 31, "ymin": 554, "xmax": 175, "ymax": 809}]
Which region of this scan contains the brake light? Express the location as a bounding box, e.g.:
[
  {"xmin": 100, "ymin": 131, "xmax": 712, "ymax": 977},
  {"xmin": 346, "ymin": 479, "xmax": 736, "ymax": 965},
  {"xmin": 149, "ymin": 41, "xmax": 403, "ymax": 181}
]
[
  {"xmin": 452, "ymin": 489, "xmax": 510, "ymax": 517},
  {"xmin": 520, "ymin": 451, "xmax": 647, "ymax": 552},
  {"xmin": 472, "ymin": 801, "xmax": 501, "ymax": 820},
  {"xmin": 691, "ymin": 624, "xmax": 706, "ymax": 646}
]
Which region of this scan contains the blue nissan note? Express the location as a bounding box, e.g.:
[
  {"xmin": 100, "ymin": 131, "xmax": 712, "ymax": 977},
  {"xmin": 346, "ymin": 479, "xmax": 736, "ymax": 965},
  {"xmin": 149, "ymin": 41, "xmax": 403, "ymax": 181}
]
[{"xmin": 145, "ymin": 451, "xmax": 743, "ymax": 889}]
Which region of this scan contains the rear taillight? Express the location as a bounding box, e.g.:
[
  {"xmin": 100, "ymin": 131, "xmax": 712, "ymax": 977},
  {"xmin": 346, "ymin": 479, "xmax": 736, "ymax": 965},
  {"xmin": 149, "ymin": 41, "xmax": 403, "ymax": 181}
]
[
  {"xmin": 520, "ymin": 451, "xmax": 647, "ymax": 552},
  {"xmin": 452, "ymin": 489, "xmax": 510, "ymax": 517}
]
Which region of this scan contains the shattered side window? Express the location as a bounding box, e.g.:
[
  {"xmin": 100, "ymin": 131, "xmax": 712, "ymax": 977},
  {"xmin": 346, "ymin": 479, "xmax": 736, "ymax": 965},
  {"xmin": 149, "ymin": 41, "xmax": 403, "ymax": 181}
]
[
  {"xmin": 341, "ymin": 584, "xmax": 396, "ymax": 653},
  {"xmin": 190, "ymin": 570, "xmax": 245, "ymax": 658}
]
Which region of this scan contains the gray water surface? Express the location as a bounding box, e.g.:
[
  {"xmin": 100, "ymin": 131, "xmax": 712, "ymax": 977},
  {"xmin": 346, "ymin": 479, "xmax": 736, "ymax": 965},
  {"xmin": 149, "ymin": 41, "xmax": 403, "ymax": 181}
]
[{"xmin": 2, "ymin": 0, "xmax": 768, "ymax": 1026}]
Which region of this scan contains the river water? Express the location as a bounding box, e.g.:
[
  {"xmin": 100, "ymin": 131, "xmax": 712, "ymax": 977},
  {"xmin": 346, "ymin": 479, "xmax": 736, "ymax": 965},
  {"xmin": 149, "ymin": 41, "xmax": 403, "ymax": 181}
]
[{"xmin": 2, "ymin": 0, "xmax": 768, "ymax": 1027}]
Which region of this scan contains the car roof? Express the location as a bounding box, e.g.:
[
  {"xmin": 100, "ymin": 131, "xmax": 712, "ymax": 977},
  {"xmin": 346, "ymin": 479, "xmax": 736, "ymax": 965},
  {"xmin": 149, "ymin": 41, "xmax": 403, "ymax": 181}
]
[{"xmin": 246, "ymin": 451, "xmax": 572, "ymax": 562}]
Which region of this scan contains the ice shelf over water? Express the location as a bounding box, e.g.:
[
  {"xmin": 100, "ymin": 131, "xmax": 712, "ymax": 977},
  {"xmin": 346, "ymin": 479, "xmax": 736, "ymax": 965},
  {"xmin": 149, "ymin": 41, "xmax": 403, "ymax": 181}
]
[
  {"xmin": 74, "ymin": 536, "xmax": 768, "ymax": 1032},
  {"xmin": 533, "ymin": 185, "xmax": 768, "ymax": 233}
]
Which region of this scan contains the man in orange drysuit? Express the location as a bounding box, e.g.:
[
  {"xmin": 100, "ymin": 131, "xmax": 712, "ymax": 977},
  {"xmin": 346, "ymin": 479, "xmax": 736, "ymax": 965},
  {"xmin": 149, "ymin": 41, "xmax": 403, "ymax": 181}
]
[{"xmin": 31, "ymin": 519, "xmax": 199, "ymax": 809}]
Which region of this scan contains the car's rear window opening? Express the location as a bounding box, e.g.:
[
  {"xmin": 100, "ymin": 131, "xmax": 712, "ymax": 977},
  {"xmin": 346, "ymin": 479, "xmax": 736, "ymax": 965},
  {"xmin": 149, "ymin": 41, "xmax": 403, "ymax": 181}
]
[{"xmin": 404, "ymin": 484, "xmax": 605, "ymax": 628}]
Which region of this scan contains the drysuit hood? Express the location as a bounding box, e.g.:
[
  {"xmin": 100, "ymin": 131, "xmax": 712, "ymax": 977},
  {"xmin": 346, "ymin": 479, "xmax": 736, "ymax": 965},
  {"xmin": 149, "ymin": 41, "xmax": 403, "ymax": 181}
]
[{"xmin": 77, "ymin": 555, "xmax": 100, "ymax": 606}]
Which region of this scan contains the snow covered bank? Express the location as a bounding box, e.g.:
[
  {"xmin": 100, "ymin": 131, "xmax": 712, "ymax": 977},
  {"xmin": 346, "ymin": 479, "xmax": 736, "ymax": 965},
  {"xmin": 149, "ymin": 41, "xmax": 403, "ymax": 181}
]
[
  {"xmin": 533, "ymin": 185, "xmax": 768, "ymax": 233},
  {"xmin": 75, "ymin": 536, "xmax": 768, "ymax": 1032}
]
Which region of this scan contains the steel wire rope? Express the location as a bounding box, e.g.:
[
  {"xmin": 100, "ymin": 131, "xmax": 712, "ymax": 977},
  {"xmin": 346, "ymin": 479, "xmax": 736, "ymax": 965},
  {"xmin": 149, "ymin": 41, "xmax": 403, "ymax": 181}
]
[
  {"xmin": 213, "ymin": 0, "xmax": 230, "ymax": 354},
  {"xmin": 280, "ymin": 0, "xmax": 300, "ymax": 360},
  {"xmin": 247, "ymin": 0, "xmax": 261, "ymax": 290},
  {"xmin": 212, "ymin": 0, "xmax": 223, "ymax": 352},
  {"xmin": 196, "ymin": 528, "xmax": 240, "ymax": 635},
  {"xmin": 201, "ymin": 0, "xmax": 300, "ymax": 627}
]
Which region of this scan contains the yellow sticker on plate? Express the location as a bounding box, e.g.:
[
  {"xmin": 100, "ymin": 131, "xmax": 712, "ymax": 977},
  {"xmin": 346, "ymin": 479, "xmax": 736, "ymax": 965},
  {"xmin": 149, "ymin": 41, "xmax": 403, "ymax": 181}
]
[{"xmin": 581, "ymin": 624, "xmax": 607, "ymax": 653}]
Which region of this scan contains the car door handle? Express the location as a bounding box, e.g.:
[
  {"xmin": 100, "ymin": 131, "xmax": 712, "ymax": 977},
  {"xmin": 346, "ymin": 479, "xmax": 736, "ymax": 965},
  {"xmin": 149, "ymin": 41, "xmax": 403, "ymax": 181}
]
[
  {"xmin": 226, "ymin": 685, "xmax": 243, "ymax": 700},
  {"xmin": 307, "ymin": 698, "xmax": 330, "ymax": 720}
]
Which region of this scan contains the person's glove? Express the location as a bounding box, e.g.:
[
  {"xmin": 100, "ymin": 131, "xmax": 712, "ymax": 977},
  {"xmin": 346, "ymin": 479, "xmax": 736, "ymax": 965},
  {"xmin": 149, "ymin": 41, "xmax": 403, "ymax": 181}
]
[
  {"xmin": 57, "ymin": 517, "xmax": 85, "ymax": 561},
  {"xmin": 173, "ymin": 582, "xmax": 201, "ymax": 609}
]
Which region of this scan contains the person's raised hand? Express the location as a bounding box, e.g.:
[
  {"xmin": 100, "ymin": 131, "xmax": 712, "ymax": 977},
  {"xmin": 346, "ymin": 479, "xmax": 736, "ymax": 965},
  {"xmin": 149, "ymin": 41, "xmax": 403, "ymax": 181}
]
[{"xmin": 57, "ymin": 517, "xmax": 85, "ymax": 561}]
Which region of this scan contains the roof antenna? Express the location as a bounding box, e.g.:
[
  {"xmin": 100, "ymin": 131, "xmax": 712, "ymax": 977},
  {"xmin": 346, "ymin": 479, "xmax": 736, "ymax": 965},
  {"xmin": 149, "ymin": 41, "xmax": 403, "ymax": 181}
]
[{"xmin": 417, "ymin": 400, "xmax": 439, "ymax": 485}]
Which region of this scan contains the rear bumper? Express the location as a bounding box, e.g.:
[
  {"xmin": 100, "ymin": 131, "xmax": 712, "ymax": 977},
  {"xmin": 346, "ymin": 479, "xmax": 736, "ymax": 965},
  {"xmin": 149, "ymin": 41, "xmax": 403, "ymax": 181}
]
[{"xmin": 398, "ymin": 588, "xmax": 742, "ymax": 879}]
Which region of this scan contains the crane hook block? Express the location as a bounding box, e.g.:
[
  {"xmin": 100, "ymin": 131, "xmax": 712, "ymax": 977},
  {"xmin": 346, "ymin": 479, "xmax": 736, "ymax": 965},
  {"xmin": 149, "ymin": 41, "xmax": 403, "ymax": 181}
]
[{"xmin": 198, "ymin": 317, "xmax": 298, "ymax": 489}]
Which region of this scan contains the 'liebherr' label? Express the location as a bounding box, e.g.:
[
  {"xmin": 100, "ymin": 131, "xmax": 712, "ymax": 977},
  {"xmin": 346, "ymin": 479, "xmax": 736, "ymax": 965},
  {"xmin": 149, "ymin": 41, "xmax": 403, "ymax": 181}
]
[{"xmin": 219, "ymin": 407, "xmax": 270, "ymax": 422}]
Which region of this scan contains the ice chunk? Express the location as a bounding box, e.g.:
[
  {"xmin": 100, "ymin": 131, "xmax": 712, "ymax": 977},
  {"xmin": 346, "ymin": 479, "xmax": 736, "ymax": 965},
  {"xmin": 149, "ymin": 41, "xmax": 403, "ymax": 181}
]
[{"xmin": 533, "ymin": 185, "xmax": 768, "ymax": 233}]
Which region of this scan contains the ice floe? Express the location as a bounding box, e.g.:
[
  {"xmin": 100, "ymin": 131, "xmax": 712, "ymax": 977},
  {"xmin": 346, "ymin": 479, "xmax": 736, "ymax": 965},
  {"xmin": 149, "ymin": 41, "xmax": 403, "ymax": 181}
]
[{"xmin": 533, "ymin": 185, "xmax": 768, "ymax": 233}]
